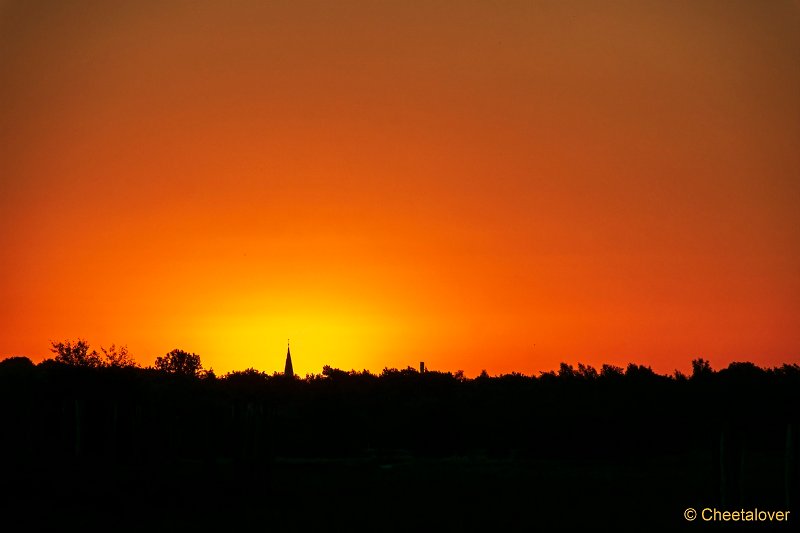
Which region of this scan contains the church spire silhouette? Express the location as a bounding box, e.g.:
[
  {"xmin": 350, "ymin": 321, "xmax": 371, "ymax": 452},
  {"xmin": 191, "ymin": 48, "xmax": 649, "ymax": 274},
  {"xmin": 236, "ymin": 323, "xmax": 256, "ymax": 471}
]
[{"xmin": 285, "ymin": 340, "xmax": 294, "ymax": 377}]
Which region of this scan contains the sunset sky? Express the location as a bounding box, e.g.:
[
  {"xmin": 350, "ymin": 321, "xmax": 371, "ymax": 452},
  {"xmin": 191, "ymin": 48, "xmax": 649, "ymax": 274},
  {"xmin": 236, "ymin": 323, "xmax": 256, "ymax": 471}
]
[{"xmin": 1, "ymin": 1, "xmax": 798, "ymax": 376}]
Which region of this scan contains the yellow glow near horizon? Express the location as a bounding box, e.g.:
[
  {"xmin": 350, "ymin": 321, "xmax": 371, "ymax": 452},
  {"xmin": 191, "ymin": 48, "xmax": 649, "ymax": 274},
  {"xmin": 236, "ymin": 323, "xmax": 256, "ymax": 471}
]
[{"xmin": 187, "ymin": 309, "xmax": 414, "ymax": 376}]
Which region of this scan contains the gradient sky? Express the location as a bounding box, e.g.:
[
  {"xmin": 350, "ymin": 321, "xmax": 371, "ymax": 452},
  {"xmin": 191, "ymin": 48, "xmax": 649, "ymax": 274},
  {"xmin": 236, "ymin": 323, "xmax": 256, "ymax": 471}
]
[{"xmin": 1, "ymin": 1, "xmax": 798, "ymax": 376}]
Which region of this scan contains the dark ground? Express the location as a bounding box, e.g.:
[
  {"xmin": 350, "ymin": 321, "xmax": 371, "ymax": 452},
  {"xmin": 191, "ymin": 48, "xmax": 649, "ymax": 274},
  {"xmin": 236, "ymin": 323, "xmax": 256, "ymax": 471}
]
[
  {"xmin": 1, "ymin": 358, "xmax": 797, "ymax": 531},
  {"xmin": 2, "ymin": 451, "xmax": 791, "ymax": 531}
]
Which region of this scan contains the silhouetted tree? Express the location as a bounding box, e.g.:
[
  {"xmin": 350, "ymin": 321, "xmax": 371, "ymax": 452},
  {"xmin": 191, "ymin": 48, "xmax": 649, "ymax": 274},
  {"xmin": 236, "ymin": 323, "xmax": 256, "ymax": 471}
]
[
  {"xmin": 322, "ymin": 365, "xmax": 350, "ymax": 379},
  {"xmin": 50, "ymin": 339, "xmax": 103, "ymax": 368},
  {"xmin": 691, "ymin": 358, "xmax": 714, "ymax": 380},
  {"xmin": 101, "ymin": 344, "xmax": 137, "ymax": 368},
  {"xmin": 557, "ymin": 363, "xmax": 575, "ymax": 379},
  {"xmin": 0, "ymin": 356, "xmax": 34, "ymax": 371},
  {"xmin": 224, "ymin": 368, "xmax": 269, "ymax": 384},
  {"xmin": 600, "ymin": 364, "xmax": 624, "ymax": 379},
  {"xmin": 154, "ymin": 349, "xmax": 203, "ymax": 377},
  {"xmin": 577, "ymin": 363, "xmax": 598, "ymax": 380},
  {"xmin": 625, "ymin": 363, "xmax": 655, "ymax": 377},
  {"xmin": 722, "ymin": 361, "xmax": 763, "ymax": 379}
]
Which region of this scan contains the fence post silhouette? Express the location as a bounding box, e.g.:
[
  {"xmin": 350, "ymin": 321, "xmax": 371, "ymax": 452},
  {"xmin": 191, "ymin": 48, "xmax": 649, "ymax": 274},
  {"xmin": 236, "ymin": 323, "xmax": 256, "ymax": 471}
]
[
  {"xmin": 719, "ymin": 427, "xmax": 745, "ymax": 507},
  {"xmin": 107, "ymin": 400, "xmax": 119, "ymax": 462},
  {"xmin": 738, "ymin": 433, "xmax": 746, "ymax": 506},
  {"xmin": 74, "ymin": 398, "xmax": 84, "ymax": 458},
  {"xmin": 719, "ymin": 430, "xmax": 726, "ymax": 506},
  {"xmin": 787, "ymin": 422, "xmax": 797, "ymax": 510}
]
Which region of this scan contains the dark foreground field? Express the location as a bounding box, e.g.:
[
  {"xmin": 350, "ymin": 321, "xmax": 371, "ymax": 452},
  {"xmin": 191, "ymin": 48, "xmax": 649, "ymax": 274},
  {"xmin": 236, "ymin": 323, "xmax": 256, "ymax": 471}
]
[
  {"xmin": 5, "ymin": 451, "xmax": 785, "ymax": 531},
  {"xmin": 1, "ymin": 358, "xmax": 797, "ymax": 531}
]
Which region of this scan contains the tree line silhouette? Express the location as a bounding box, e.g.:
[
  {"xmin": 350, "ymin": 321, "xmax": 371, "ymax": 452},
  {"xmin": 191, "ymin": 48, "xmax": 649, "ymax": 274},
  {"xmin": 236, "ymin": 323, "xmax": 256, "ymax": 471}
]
[{"xmin": 1, "ymin": 340, "xmax": 798, "ymax": 530}]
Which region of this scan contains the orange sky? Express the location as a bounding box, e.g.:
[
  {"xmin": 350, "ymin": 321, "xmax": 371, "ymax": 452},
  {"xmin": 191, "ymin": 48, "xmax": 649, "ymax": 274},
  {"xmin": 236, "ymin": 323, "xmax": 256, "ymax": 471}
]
[{"xmin": 1, "ymin": 1, "xmax": 798, "ymax": 376}]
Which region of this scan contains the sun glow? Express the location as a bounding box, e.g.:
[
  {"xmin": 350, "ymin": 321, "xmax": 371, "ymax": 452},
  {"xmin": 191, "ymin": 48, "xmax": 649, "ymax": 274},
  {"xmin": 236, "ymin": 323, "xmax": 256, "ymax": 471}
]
[{"xmin": 186, "ymin": 307, "xmax": 412, "ymax": 376}]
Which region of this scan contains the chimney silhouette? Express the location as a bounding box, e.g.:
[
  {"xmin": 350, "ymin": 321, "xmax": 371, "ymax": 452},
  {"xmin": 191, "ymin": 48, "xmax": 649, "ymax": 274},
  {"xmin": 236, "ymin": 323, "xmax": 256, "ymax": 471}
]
[{"xmin": 285, "ymin": 341, "xmax": 294, "ymax": 377}]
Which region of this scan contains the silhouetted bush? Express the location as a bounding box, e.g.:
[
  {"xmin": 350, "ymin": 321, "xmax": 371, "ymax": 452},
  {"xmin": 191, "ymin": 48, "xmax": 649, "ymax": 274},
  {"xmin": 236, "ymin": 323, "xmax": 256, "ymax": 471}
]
[
  {"xmin": 50, "ymin": 339, "xmax": 103, "ymax": 368},
  {"xmin": 154, "ymin": 349, "xmax": 203, "ymax": 377}
]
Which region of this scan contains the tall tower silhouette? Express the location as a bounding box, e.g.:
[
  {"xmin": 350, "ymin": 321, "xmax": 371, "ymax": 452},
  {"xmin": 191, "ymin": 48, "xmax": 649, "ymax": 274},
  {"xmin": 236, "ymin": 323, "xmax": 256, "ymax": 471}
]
[{"xmin": 284, "ymin": 340, "xmax": 294, "ymax": 377}]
